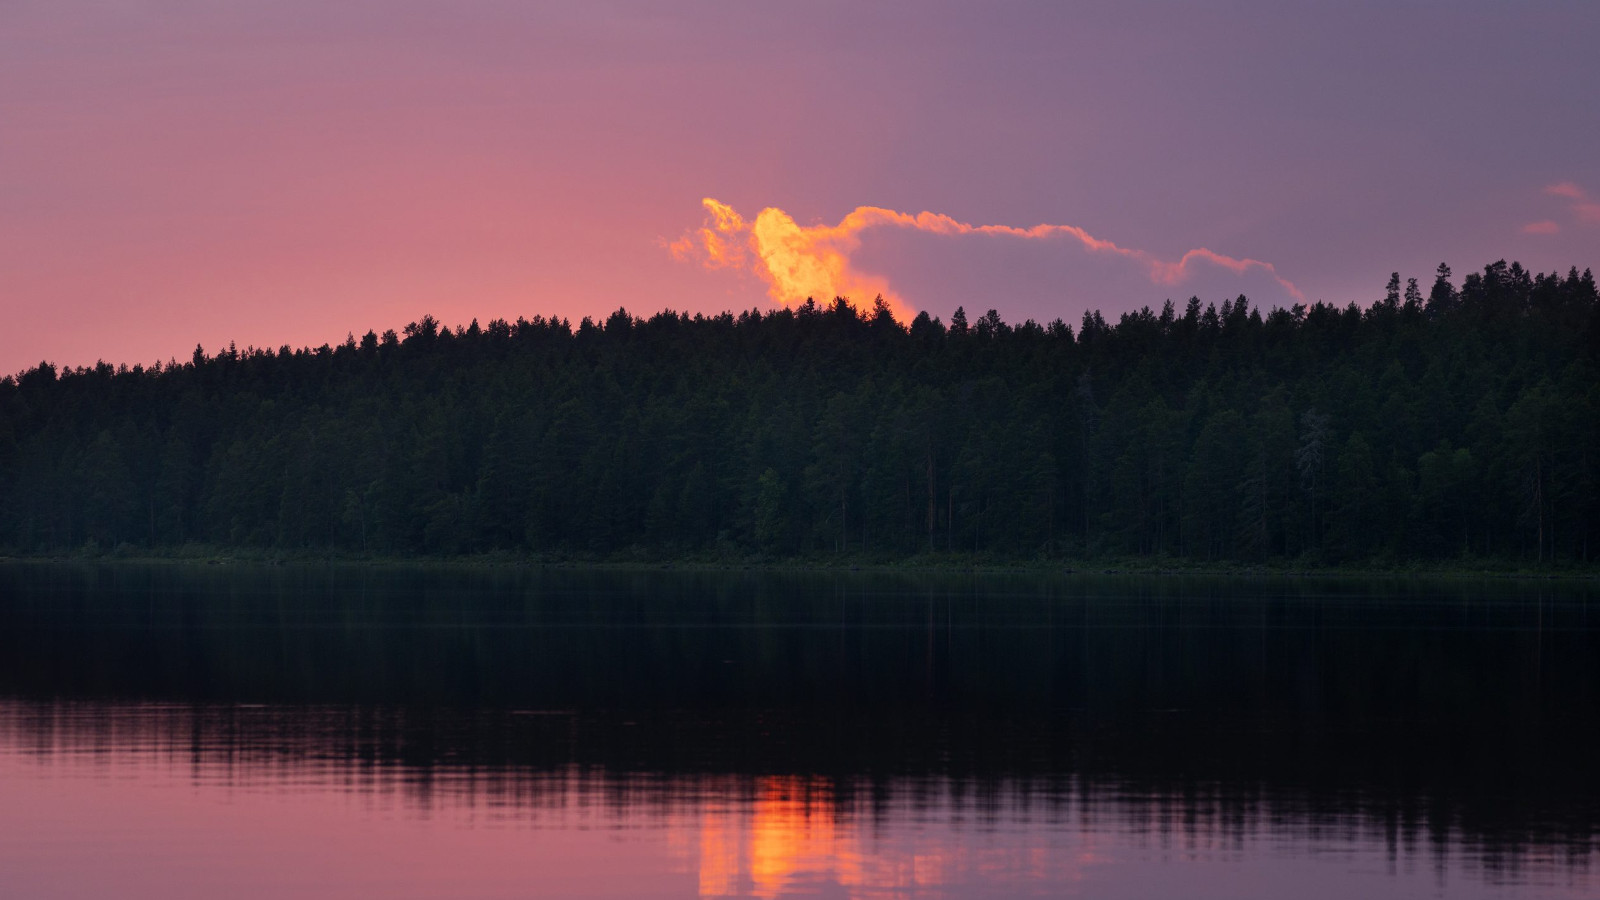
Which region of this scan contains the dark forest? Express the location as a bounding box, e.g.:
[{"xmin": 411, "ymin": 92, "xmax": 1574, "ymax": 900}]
[{"xmin": 3, "ymin": 260, "xmax": 1597, "ymax": 567}]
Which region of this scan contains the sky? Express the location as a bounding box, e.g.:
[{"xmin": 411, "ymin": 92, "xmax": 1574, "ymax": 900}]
[{"xmin": 3, "ymin": 0, "xmax": 1598, "ymax": 373}]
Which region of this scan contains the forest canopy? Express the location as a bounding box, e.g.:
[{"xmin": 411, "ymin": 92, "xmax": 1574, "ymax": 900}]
[{"xmin": 2, "ymin": 260, "xmax": 1597, "ymax": 566}]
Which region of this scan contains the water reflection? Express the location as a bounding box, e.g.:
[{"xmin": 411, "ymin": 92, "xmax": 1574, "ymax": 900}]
[
  {"xmin": 1, "ymin": 698, "xmax": 1594, "ymax": 898},
  {"xmin": 0, "ymin": 563, "xmax": 1596, "ymax": 897}
]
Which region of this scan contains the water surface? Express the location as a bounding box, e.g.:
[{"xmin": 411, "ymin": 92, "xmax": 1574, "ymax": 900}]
[{"xmin": 0, "ymin": 564, "xmax": 1594, "ymax": 898}]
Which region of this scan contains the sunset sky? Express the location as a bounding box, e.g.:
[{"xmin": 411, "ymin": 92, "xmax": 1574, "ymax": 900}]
[{"xmin": 4, "ymin": 1, "xmax": 1597, "ymax": 373}]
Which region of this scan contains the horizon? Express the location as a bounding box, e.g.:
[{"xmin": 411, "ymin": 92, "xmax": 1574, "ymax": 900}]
[{"xmin": 11, "ymin": 257, "xmax": 1592, "ymax": 376}]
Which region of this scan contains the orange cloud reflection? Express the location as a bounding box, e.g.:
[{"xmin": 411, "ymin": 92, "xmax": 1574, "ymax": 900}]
[{"xmin": 688, "ymin": 776, "xmax": 1106, "ymax": 899}]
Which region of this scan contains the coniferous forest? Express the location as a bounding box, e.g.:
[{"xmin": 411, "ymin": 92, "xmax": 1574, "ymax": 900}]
[{"xmin": 3, "ymin": 261, "xmax": 1597, "ymax": 567}]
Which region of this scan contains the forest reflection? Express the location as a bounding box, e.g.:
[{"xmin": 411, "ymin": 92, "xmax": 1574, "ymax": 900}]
[
  {"xmin": 2, "ymin": 699, "xmax": 1593, "ymax": 898},
  {"xmin": 2, "ymin": 566, "xmax": 1597, "ymax": 897}
]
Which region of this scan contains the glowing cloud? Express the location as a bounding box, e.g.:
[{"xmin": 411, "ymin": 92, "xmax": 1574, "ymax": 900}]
[
  {"xmin": 671, "ymin": 198, "xmax": 1304, "ymax": 318},
  {"xmin": 670, "ymin": 200, "xmax": 908, "ymax": 319}
]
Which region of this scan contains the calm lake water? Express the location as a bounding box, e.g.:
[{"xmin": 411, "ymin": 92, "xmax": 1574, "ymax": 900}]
[{"xmin": 0, "ymin": 563, "xmax": 1595, "ymax": 899}]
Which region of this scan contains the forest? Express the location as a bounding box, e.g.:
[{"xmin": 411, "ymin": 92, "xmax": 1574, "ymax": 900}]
[{"xmin": 1, "ymin": 260, "xmax": 1596, "ymax": 567}]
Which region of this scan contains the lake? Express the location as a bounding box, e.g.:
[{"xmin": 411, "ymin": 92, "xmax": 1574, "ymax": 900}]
[{"xmin": 0, "ymin": 563, "xmax": 1594, "ymax": 898}]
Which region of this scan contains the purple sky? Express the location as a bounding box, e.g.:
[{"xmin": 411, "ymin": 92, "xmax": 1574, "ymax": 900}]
[{"xmin": 3, "ymin": 1, "xmax": 1597, "ymax": 372}]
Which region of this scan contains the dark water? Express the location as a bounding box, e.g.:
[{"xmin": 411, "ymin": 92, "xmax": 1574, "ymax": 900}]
[{"xmin": 0, "ymin": 563, "xmax": 1595, "ymax": 898}]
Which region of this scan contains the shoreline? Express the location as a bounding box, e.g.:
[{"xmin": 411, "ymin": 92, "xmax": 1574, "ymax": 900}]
[{"xmin": 2, "ymin": 549, "xmax": 1596, "ymax": 582}]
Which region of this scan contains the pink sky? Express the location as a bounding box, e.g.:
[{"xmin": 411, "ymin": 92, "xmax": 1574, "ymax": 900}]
[{"xmin": 3, "ymin": 1, "xmax": 1597, "ymax": 373}]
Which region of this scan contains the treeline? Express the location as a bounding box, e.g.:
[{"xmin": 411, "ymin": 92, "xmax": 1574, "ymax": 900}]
[{"xmin": 2, "ymin": 260, "xmax": 1597, "ymax": 565}]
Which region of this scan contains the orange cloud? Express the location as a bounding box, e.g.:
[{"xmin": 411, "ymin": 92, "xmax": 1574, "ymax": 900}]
[
  {"xmin": 672, "ymin": 200, "xmax": 908, "ymax": 319},
  {"xmin": 671, "ymin": 198, "xmax": 1304, "ymax": 319},
  {"xmin": 1522, "ymin": 220, "xmax": 1561, "ymax": 235}
]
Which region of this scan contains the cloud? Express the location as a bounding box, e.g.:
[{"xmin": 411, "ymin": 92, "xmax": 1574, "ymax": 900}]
[
  {"xmin": 1521, "ymin": 220, "xmax": 1561, "ymax": 235},
  {"xmin": 1540, "ymin": 181, "xmax": 1600, "ymax": 225},
  {"xmin": 670, "ymin": 198, "xmax": 1303, "ymax": 319},
  {"xmin": 1544, "ymin": 182, "xmax": 1586, "ymax": 200}
]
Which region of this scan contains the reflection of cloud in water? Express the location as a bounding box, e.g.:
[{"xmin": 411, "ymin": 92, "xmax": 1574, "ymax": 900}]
[
  {"xmin": 689, "ymin": 775, "xmax": 1110, "ymax": 898},
  {"xmin": 0, "ymin": 702, "xmax": 1594, "ymax": 899}
]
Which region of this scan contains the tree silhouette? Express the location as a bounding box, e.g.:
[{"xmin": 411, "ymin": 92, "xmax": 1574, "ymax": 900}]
[{"xmin": 1, "ymin": 262, "xmax": 1596, "ymax": 565}]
